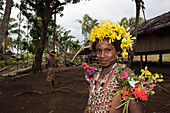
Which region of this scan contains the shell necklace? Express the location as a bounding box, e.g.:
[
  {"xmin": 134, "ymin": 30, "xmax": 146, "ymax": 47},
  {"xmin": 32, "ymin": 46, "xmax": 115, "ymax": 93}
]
[{"xmin": 92, "ymin": 63, "xmax": 118, "ymax": 93}]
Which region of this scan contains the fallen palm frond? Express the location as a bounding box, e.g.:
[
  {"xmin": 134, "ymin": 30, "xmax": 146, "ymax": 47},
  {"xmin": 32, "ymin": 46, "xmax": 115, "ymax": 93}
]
[{"xmin": 13, "ymin": 90, "xmax": 43, "ymax": 97}]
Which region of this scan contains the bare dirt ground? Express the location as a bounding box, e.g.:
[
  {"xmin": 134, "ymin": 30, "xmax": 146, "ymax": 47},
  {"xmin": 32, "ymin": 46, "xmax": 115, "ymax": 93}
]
[{"xmin": 0, "ymin": 62, "xmax": 170, "ymax": 113}]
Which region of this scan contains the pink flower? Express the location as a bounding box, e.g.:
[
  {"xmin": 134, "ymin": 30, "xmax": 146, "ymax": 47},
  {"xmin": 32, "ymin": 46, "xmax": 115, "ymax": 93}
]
[
  {"xmin": 89, "ymin": 76, "xmax": 93, "ymax": 81},
  {"xmin": 85, "ymin": 75, "xmax": 93, "ymax": 82},
  {"xmin": 153, "ymin": 84, "xmax": 156, "ymax": 87},
  {"xmin": 89, "ymin": 67, "xmax": 93, "ymax": 69},
  {"xmin": 82, "ymin": 62, "xmax": 87, "ymax": 69},
  {"xmin": 90, "ymin": 71, "xmax": 95, "ymax": 74},
  {"xmin": 143, "ymin": 87, "xmax": 146, "ymax": 90},
  {"xmin": 149, "ymin": 92, "xmax": 153, "ymax": 96},
  {"xmin": 120, "ymin": 73, "xmax": 129, "ymax": 79},
  {"xmin": 87, "ymin": 70, "xmax": 90, "ymax": 74},
  {"xmin": 141, "ymin": 76, "xmax": 146, "ymax": 82},
  {"xmin": 150, "ymin": 85, "xmax": 153, "ymax": 90},
  {"xmin": 93, "ymin": 66, "xmax": 98, "ymax": 71},
  {"xmin": 86, "ymin": 65, "xmax": 90, "ymax": 69},
  {"xmin": 85, "ymin": 75, "xmax": 88, "ymax": 80}
]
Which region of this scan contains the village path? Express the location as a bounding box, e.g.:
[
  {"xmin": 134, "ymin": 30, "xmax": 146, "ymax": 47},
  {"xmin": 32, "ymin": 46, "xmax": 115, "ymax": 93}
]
[{"xmin": 0, "ymin": 62, "xmax": 170, "ymax": 113}]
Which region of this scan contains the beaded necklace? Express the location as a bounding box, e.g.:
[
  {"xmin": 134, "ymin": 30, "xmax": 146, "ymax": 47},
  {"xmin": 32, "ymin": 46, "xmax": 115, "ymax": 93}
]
[
  {"xmin": 101, "ymin": 66, "xmax": 114, "ymax": 79},
  {"xmin": 93, "ymin": 63, "xmax": 118, "ymax": 92}
]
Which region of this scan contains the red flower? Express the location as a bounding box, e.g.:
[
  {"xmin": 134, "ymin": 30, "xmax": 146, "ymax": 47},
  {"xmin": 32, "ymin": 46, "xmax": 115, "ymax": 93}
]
[
  {"xmin": 121, "ymin": 87, "xmax": 131, "ymax": 100},
  {"xmin": 132, "ymin": 85, "xmax": 148, "ymax": 101}
]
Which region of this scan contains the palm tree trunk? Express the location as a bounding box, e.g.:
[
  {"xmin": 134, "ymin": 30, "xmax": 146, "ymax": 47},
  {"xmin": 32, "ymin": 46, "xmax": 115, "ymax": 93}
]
[
  {"xmin": 127, "ymin": 0, "xmax": 141, "ymax": 67},
  {"xmin": 71, "ymin": 45, "xmax": 85, "ymax": 62},
  {"xmin": 4, "ymin": 43, "xmax": 7, "ymax": 65},
  {"xmin": 0, "ymin": 0, "xmax": 13, "ymax": 49}
]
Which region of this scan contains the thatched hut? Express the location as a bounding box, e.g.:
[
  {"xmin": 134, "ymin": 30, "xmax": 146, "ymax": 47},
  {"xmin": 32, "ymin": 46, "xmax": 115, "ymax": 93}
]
[
  {"xmin": 130, "ymin": 11, "xmax": 170, "ymax": 63},
  {"xmin": 78, "ymin": 45, "xmax": 91, "ymax": 55},
  {"xmin": 78, "ymin": 45, "xmax": 97, "ymax": 64},
  {"xmin": 5, "ymin": 50, "xmax": 14, "ymax": 59}
]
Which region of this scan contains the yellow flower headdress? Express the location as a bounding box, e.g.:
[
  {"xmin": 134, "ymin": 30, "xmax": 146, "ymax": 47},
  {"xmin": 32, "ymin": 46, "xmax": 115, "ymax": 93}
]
[
  {"xmin": 49, "ymin": 50, "xmax": 56, "ymax": 56},
  {"xmin": 89, "ymin": 20, "xmax": 136, "ymax": 57}
]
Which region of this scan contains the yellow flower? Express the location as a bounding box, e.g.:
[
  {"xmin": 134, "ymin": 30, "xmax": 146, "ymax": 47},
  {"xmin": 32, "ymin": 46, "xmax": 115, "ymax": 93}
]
[
  {"xmin": 116, "ymin": 35, "xmax": 121, "ymax": 40},
  {"xmin": 88, "ymin": 20, "xmax": 136, "ymax": 57},
  {"xmin": 122, "ymin": 51, "xmax": 128, "ymax": 58},
  {"xmin": 140, "ymin": 66, "xmax": 152, "ymax": 77},
  {"xmin": 152, "ymin": 73, "xmax": 160, "ymax": 79},
  {"xmin": 127, "ymin": 27, "xmax": 130, "ymax": 31},
  {"xmin": 157, "ymin": 79, "xmax": 163, "ymax": 82}
]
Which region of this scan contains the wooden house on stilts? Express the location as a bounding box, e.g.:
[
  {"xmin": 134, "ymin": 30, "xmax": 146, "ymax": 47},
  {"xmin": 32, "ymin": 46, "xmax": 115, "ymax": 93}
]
[{"xmin": 130, "ymin": 11, "xmax": 170, "ymax": 64}]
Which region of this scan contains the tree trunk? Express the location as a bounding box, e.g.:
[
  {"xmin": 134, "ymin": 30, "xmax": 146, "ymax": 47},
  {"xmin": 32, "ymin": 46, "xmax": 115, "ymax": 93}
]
[
  {"xmin": 0, "ymin": 0, "xmax": 13, "ymax": 49},
  {"xmin": 52, "ymin": 13, "xmax": 56, "ymax": 50},
  {"xmin": 4, "ymin": 41, "xmax": 7, "ymax": 65},
  {"xmin": 32, "ymin": 21, "xmax": 49, "ymax": 73},
  {"xmin": 31, "ymin": 1, "xmax": 65, "ymax": 73},
  {"xmin": 127, "ymin": 0, "xmax": 141, "ymax": 67}
]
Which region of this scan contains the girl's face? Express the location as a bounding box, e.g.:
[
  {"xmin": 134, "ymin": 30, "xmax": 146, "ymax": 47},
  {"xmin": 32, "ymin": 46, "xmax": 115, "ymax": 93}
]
[{"xmin": 96, "ymin": 39, "xmax": 119, "ymax": 68}]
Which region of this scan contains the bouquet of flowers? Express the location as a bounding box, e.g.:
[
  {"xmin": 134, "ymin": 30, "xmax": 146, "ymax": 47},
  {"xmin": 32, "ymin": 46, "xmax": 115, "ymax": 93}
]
[
  {"xmin": 82, "ymin": 62, "xmax": 99, "ymax": 82},
  {"xmin": 115, "ymin": 66, "xmax": 164, "ymax": 113}
]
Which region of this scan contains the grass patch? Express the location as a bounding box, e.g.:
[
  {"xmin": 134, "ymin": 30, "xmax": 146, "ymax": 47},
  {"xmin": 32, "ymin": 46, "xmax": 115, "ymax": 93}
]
[
  {"xmin": 134, "ymin": 54, "xmax": 170, "ymax": 62},
  {"xmin": 3, "ymin": 72, "xmax": 10, "ymax": 74}
]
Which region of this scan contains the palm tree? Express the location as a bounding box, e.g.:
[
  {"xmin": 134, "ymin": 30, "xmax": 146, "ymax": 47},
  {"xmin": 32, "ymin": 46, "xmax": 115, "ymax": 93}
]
[
  {"xmin": 2, "ymin": 17, "xmax": 25, "ymax": 65},
  {"xmin": 119, "ymin": 17, "xmax": 143, "ymax": 27},
  {"xmin": 77, "ymin": 14, "xmax": 92, "ymax": 40},
  {"xmin": 90, "ymin": 18, "xmax": 100, "ymax": 28},
  {"xmin": 57, "ymin": 30, "xmax": 75, "ymax": 61},
  {"xmin": 127, "ymin": 0, "xmax": 145, "ymax": 67},
  {"xmin": 2, "ymin": 18, "xmax": 17, "ymax": 53},
  {"xmin": 71, "ymin": 14, "xmax": 99, "ymax": 62},
  {"xmin": 2, "ymin": 36, "xmax": 13, "ymax": 65},
  {"xmin": 0, "ymin": 0, "xmax": 13, "ymax": 49},
  {"xmin": 55, "ymin": 25, "xmax": 64, "ymax": 56},
  {"xmin": 72, "ymin": 40, "xmax": 81, "ymax": 53}
]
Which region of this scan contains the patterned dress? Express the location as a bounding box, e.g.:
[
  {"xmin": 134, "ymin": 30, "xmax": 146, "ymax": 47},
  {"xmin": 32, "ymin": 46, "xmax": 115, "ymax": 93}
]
[
  {"xmin": 46, "ymin": 57, "xmax": 58, "ymax": 82},
  {"xmin": 86, "ymin": 63, "xmax": 125, "ymax": 113}
]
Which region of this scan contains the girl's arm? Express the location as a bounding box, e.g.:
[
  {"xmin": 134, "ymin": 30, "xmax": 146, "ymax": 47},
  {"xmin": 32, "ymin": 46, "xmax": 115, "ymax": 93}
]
[{"xmin": 129, "ymin": 99, "xmax": 142, "ymax": 113}]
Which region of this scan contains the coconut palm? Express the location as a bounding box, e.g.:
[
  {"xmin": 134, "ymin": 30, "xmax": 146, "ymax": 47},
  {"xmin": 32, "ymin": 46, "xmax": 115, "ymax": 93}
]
[
  {"xmin": 119, "ymin": 17, "xmax": 143, "ymax": 27},
  {"xmin": 72, "ymin": 39, "xmax": 81, "ymax": 53},
  {"xmin": 2, "ymin": 17, "xmax": 25, "ymax": 65},
  {"xmin": 72, "ymin": 15, "xmax": 99, "ymax": 62},
  {"xmin": 77, "ymin": 14, "xmax": 92, "ymax": 40}
]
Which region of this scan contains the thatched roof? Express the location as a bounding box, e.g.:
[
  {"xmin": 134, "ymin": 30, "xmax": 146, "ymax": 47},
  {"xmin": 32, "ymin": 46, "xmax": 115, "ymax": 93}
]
[
  {"xmin": 130, "ymin": 11, "xmax": 170, "ymax": 35},
  {"xmin": 78, "ymin": 45, "xmax": 91, "ymax": 55},
  {"xmin": 5, "ymin": 50, "xmax": 14, "ymax": 55}
]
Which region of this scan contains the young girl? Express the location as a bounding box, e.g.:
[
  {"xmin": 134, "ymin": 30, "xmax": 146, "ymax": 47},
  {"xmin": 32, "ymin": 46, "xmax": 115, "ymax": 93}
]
[
  {"xmin": 84, "ymin": 20, "xmax": 142, "ymax": 113},
  {"xmin": 46, "ymin": 50, "xmax": 58, "ymax": 92}
]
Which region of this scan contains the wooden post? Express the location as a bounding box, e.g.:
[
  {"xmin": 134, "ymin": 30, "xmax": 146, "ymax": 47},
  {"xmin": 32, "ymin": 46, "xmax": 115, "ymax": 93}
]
[
  {"xmin": 145, "ymin": 54, "xmax": 147, "ymax": 62},
  {"xmin": 159, "ymin": 53, "xmax": 162, "ymax": 64},
  {"xmin": 140, "ymin": 54, "xmax": 143, "ymax": 68}
]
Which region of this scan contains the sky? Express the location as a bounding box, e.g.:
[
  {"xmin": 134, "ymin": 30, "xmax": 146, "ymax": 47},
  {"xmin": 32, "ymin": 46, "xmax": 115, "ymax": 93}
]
[{"xmin": 11, "ymin": 0, "xmax": 170, "ymax": 43}]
